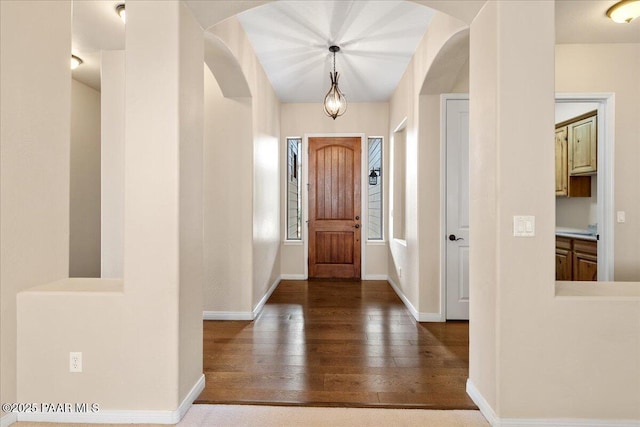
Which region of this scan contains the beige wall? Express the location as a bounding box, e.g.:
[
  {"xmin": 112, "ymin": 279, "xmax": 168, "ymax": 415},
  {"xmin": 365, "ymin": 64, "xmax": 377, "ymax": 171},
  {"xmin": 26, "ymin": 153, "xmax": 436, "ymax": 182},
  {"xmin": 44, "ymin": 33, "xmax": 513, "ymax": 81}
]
[
  {"xmin": 203, "ymin": 68, "xmax": 254, "ymax": 313},
  {"xmin": 100, "ymin": 50, "xmax": 125, "ymax": 279},
  {"xmin": 251, "ymin": 38, "xmax": 281, "ymax": 308},
  {"xmin": 17, "ymin": 280, "xmax": 126, "ymax": 410},
  {"xmin": 17, "ymin": 1, "xmax": 205, "ymax": 412},
  {"xmin": 204, "ymin": 16, "xmax": 281, "ymax": 314},
  {"xmin": 556, "ymin": 43, "xmax": 640, "ymax": 281},
  {"xmin": 70, "ymin": 79, "xmax": 101, "ymax": 278},
  {"xmin": 469, "ymin": 1, "xmax": 640, "ymax": 421},
  {"xmin": 0, "ymin": 0, "xmax": 72, "ymax": 415},
  {"xmin": 178, "ymin": 1, "xmax": 205, "ymax": 401},
  {"xmin": 468, "ymin": 1, "xmax": 499, "ymax": 410},
  {"xmin": 279, "ymin": 102, "xmax": 390, "ymax": 279},
  {"xmin": 388, "ymin": 11, "xmax": 468, "ymax": 318}
]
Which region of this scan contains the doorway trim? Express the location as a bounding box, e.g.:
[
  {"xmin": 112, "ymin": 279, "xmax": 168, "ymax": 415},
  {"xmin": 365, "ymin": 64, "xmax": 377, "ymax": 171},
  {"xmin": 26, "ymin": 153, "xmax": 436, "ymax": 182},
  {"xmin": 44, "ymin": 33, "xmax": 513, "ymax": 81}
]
[
  {"xmin": 440, "ymin": 93, "xmax": 469, "ymax": 320},
  {"xmin": 302, "ymin": 133, "xmax": 366, "ymax": 279},
  {"xmin": 555, "ymin": 93, "xmax": 615, "ymax": 281}
]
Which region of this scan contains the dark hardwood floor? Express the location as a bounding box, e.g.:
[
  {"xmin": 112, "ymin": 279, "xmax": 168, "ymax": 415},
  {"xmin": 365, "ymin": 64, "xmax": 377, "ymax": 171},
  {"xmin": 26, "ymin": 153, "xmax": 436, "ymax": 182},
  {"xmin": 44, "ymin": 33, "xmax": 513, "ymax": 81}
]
[{"xmin": 195, "ymin": 280, "xmax": 475, "ymax": 409}]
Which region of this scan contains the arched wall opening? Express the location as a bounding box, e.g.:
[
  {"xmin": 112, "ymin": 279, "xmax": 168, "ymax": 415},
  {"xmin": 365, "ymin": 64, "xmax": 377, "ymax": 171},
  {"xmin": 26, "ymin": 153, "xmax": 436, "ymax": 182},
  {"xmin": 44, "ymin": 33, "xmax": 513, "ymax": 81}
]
[
  {"xmin": 416, "ymin": 28, "xmax": 470, "ymax": 317},
  {"xmin": 201, "ymin": 18, "xmax": 282, "ymax": 318},
  {"xmin": 202, "ymin": 32, "xmax": 255, "ymax": 314}
]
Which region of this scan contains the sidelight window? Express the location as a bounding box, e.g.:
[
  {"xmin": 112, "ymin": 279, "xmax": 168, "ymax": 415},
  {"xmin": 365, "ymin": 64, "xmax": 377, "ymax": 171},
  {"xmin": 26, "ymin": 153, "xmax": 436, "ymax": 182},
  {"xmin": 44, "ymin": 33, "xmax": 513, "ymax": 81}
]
[
  {"xmin": 367, "ymin": 137, "xmax": 383, "ymax": 240},
  {"xmin": 286, "ymin": 137, "xmax": 302, "ymax": 240}
]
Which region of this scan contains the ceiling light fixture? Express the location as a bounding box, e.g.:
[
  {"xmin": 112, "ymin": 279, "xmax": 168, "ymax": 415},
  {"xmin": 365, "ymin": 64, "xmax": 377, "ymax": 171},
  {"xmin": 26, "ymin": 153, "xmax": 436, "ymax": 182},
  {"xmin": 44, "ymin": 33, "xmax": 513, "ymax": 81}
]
[
  {"xmin": 116, "ymin": 3, "xmax": 126, "ymax": 23},
  {"xmin": 606, "ymin": 0, "xmax": 640, "ymax": 23},
  {"xmin": 323, "ymin": 45, "xmax": 347, "ymax": 120},
  {"xmin": 71, "ymin": 55, "xmax": 83, "ymax": 70}
]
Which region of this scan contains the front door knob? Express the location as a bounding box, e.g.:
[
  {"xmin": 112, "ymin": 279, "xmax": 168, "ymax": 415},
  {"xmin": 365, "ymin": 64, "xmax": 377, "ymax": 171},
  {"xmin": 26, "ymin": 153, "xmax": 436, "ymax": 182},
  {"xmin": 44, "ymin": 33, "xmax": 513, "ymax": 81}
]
[{"xmin": 355, "ymin": 224, "xmax": 360, "ymax": 229}]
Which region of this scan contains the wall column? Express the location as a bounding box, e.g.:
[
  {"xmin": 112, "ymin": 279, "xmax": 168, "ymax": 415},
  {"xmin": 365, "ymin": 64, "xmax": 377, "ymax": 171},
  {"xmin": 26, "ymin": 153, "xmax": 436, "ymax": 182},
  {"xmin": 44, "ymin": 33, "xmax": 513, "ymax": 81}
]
[
  {"xmin": 123, "ymin": 0, "xmax": 203, "ymax": 408},
  {"xmin": 101, "ymin": 50, "xmax": 125, "ymax": 279},
  {"xmin": 0, "ymin": 0, "xmax": 71, "ymax": 417},
  {"xmin": 468, "ymin": 0, "xmax": 555, "ymax": 418}
]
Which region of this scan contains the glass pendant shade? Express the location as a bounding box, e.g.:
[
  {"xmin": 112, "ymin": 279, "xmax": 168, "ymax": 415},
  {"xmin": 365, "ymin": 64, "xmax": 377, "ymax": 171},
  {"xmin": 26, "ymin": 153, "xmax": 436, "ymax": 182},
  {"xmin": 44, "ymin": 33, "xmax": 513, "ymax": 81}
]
[
  {"xmin": 323, "ymin": 71, "xmax": 347, "ymax": 119},
  {"xmin": 323, "ymin": 46, "xmax": 347, "ymax": 120}
]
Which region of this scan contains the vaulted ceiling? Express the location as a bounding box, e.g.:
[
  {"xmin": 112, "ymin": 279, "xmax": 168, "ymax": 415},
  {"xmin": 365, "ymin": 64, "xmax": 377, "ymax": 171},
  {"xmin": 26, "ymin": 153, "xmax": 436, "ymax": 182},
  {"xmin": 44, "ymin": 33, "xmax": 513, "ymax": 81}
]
[
  {"xmin": 235, "ymin": 1, "xmax": 435, "ymax": 103},
  {"xmin": 71, "ymin": 1, "xmax": 639, "ymax": 95}
]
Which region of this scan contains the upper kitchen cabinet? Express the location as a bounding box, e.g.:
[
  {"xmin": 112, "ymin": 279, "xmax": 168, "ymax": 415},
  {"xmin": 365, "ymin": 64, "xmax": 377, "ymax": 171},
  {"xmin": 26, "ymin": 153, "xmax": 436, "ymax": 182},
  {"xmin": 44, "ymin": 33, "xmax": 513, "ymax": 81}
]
[
  {"xmin": 555, "ymin": 111, "xmax": 596, "ymax": 197},
  {"xmin": 568, "ymin": 111, "xmax": 597, "ymax": 175},
  {"xmin": 555, "ymin": 127, "xmax": 568, "ymax": 196}
]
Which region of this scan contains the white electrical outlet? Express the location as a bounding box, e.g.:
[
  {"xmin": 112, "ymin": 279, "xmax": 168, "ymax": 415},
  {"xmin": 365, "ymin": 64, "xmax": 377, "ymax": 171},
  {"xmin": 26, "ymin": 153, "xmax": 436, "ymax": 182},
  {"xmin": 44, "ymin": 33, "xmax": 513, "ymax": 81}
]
[{"xmin": 70, "ymin": 352, "xmax": 82, "ymax": 373}]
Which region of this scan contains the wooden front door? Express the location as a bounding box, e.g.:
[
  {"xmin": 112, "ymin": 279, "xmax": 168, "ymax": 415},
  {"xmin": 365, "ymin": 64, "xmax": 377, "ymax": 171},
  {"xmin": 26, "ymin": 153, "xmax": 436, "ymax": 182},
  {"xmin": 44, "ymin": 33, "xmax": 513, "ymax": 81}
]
[{"xmin": 308, "ymin": 137, "xmax": 361, "ymax": 279}]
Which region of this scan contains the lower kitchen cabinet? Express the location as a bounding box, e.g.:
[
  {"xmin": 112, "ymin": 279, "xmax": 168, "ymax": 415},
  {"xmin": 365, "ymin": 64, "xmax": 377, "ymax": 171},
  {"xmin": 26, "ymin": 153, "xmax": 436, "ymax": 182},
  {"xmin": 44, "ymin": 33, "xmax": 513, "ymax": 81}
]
[
  {"xmin": 555, "ymin": 237, "xmax": 573, "ymax": 281},
  {"xmin": 555, "ymin": 236, "xmax": 597, "ymax": 281},
  {"xmin": 573, "ymin": 239, "xmax": 598, "ymax": 281}
]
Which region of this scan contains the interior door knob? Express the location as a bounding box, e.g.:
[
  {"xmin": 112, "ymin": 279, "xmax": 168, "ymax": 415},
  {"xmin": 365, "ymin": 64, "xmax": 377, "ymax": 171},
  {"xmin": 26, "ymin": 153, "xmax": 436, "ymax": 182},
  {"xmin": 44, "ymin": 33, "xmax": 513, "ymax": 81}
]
[{"xmin": 449, "ymin": 234, "xmax": 463, "ymax": 241}]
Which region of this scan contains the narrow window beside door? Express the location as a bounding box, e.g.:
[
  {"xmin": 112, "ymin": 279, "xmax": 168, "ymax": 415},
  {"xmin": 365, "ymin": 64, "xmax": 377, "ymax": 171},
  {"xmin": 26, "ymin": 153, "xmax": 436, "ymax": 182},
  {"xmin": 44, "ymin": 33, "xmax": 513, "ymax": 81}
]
[
  {"xmin": 368, "ymin": 137, "xmax": 383, "ymax": 240},
  {"xmin": 286, "ymin": 137, "xmax": 302, "ymax": 240}
]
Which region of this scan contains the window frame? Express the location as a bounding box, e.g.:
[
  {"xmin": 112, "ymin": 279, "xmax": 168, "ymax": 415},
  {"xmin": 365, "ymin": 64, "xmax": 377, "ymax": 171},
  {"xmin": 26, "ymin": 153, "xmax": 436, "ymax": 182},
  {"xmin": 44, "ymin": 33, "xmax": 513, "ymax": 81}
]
[
  {"xmin": 285, "ymin": 137, "xmax": 303, "ymax": 241},
  {"xmin": 367, "ymin": 136, "xmax": 384, "ymax": 242}
]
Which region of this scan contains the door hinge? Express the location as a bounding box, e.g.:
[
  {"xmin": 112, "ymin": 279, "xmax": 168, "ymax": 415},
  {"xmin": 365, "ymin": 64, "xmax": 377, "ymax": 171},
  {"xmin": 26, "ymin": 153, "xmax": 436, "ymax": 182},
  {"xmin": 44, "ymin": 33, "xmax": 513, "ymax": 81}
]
[{"xmin": 306, "ymin": 183, "xmax": 310, "ymax": 191}]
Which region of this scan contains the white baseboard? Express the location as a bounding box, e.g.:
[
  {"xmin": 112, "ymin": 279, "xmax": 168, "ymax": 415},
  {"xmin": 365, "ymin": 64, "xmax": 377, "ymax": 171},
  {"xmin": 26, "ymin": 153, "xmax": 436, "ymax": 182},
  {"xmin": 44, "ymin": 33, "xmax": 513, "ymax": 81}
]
[
  {"xmin": 16, "ymin": 374, "xmax": 205, "ymax": 424},
  {"xmin": 467, "ymin": 378, "xmax": 639, "ymax": 427},
  {"xmin": 280, "ymin": 274, "xmax": 306, "ymax": 280},
  {"xmin": 1, "ymin": 412, "xmax": 17, "ymax": 427},
  {"xmin": 387, "ymin": 277, "xmax": 419, "ymax": 321},
  {"xmin": 387, "ymin": 277, "xmax": 445, "ymax": 322},
  {"xmin": 252, "ymin": 276, "xmax": 281, "ymax": 317},
  {"xmin": 203, "ymin": 277, "xmax": 282, "ymax": 321},
  {"xmin": 500, "ymin": 420, "xmax": 640, "ymax": 427},
  {"xmin": 175, "ymin": 373, "xmax": 205, "ymax": 423},
  {"xmin": 418, "ymin": 312, "xmax": 446, "ymax": 322},
  {"xmin": 466, "ymin": 378, "xmax": 498, "ymax": 426},
  {"xmin": 363, "ymin": 274, "xmax": 388, "ymax": 280},
  {"xmin": 203, "ymin": 311, "xmax": 253, "ymax": 320}
]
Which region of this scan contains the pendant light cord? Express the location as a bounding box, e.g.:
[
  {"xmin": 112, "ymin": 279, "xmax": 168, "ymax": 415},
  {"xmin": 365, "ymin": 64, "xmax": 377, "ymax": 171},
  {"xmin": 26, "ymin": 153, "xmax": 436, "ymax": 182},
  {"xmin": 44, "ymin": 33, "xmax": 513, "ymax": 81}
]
[{"xmin": 333, "ymin": 50, "xmax": 336, "ymax": 76}]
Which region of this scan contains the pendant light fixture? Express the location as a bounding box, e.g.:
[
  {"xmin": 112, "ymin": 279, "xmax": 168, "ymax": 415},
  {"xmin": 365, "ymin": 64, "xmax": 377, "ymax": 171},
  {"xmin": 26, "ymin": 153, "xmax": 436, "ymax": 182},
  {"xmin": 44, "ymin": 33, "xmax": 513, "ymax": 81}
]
[
  {"xmin": 606, "ymin": 0, "xmax": 640, "ymax": 23},
  {"xmin": 323, "ymin": 45, "xmax": 347, "ymax": 120}
]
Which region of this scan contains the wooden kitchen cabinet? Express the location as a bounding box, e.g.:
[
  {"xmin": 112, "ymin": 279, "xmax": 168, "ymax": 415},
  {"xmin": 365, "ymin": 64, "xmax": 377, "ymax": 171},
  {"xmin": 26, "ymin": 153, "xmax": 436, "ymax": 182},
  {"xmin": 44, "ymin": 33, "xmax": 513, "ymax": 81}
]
[
  {"xmin": 555, "ymin": 236, "xmax": 597, "ymax": 281},
  {"xmin": 555, "ymin": 127, "xmax": 568, "ymax": 196},
  {"xmin": 555, "ymin": 237, "xmax": 573, "ymax": 280},
  {"xmin": 555, "ymin": 111, "xmax": 595, "ymax": 198},
  {"xmin": 573, "ymin": 239, "xmax": 598, "ymax": 281},
  {"xmin": 568, "ymin": 113, "xmax": 597, "ymax": 176}
]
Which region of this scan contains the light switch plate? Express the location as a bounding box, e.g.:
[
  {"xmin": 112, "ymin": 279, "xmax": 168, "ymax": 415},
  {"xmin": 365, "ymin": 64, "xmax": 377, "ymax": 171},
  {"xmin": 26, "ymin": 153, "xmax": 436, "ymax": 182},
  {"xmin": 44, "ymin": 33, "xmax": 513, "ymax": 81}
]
[
  {"xmin": 513, "ymin": 215, "xmax": 535, "ymax": 237},
  {"xmin": 617, "ymin": 211, "xmax": 626, "ymax": 223}
]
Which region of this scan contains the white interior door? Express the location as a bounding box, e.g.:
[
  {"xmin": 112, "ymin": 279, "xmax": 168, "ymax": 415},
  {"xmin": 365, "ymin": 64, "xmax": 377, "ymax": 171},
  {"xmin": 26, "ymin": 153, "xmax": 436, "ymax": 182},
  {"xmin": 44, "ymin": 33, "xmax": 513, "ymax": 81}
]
[{"xmin": 445, "ymin": 98, "xmax": 470, "ymax": 320}]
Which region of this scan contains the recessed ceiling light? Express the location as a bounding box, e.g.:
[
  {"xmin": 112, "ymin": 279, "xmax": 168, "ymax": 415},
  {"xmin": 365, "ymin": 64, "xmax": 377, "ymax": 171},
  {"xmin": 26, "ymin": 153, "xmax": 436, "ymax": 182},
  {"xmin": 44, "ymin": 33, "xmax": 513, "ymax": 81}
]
[
  {"xmin": 606, "ymin": 0, "xmax": 640, "ymax": 23},
  {"xmin": 116, "ymin": 4, "xmax": 126, "ymax": 23},
  {"xmin": 71, "ymin": 55, "xmax": 83, "ymax": 70}
]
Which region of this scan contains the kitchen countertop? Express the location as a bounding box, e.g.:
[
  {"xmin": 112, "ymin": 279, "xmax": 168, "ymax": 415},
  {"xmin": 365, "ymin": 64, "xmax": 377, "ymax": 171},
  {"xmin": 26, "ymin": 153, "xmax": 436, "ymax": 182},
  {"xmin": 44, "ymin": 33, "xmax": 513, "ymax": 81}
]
[{"xmin": 556, "ymin": 227, "xmax": 597, "ymax": 241}]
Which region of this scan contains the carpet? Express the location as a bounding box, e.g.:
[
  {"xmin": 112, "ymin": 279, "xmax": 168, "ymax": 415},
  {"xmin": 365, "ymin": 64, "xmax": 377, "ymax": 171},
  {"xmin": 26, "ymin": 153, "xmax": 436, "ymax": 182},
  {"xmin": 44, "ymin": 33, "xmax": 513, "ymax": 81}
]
[{"xmin": 15, "ymin": 405, "xmax": 489, "ymax": 427}]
